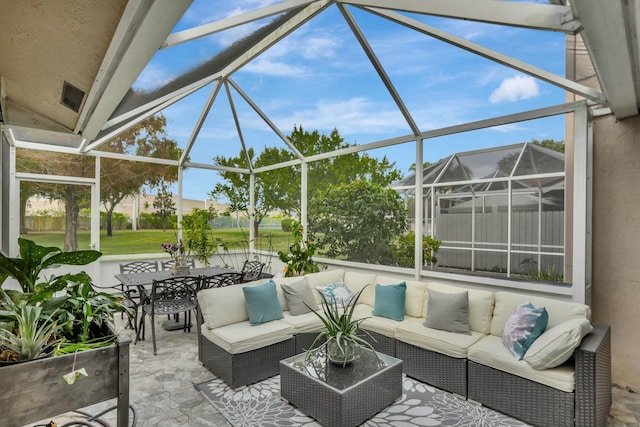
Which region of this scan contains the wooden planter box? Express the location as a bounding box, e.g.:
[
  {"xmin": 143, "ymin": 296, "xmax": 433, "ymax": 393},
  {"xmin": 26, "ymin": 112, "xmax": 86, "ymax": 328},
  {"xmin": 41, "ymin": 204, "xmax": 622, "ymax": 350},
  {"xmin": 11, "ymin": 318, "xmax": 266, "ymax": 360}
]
[{"xmin": 0, "ymin": 334, "xmax": 130, "ymax": 427}]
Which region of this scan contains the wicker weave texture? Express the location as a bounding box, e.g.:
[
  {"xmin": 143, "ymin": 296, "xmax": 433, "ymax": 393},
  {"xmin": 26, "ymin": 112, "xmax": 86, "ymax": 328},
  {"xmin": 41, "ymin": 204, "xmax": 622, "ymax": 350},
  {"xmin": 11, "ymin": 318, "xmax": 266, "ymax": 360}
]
[
  {"xmin": 200, "ymin": 335, "xmax": 295, "ymax": 389},
  {"xmin": 575, "ymin": 323, "xmax": 611, "ymax": 427},
  {"xmin": 280, "ymin": 357, "xmax": 402, "ymax": 426},
  {"xmin": 468, "ymin": 361, "xmax": 574, "ymax": 426},
  {"xmin": 295, "ymin": 332, "xmax": 323, "ymax": 354},
  {"xmin": 396, "ymin": 340, "xmax": 467, "ymax": 396},
  {"xmin": 362, "ymin": 330, "xmax": 396, "ymax": 357}
]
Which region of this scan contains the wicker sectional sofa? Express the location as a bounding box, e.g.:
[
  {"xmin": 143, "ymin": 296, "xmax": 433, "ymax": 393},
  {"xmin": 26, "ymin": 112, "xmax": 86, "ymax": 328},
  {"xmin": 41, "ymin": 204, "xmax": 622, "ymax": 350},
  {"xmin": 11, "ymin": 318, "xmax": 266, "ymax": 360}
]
[{"xmin": 196, "ymin": 268, "xmax": 611, "ymax": 427}]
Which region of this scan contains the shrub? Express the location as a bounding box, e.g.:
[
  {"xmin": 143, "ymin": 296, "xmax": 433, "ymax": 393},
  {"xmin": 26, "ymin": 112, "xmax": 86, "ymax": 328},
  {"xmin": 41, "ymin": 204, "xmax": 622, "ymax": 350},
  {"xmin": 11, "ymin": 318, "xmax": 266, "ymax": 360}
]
[
  {"xmin": 394, "ymin": 231, "xmax": 441, "ymax": 268},
  {"xmin": 281, "ymin": 218, "xmax": 295, "ymax": 232}
]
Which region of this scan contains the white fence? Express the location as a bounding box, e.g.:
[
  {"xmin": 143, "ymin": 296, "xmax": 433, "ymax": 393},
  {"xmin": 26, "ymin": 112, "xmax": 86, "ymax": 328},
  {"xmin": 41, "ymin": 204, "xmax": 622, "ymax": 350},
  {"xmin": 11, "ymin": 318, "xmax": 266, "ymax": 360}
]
[{"xmin": 435, "ymin": 210, "xmax": 564, "ymax": 276}]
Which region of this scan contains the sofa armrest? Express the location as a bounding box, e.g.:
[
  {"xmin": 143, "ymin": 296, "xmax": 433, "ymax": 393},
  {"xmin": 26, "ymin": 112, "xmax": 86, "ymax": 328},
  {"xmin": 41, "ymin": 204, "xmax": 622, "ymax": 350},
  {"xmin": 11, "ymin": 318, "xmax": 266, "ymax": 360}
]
[{"xmin": 574, "ymin": 323, "xmax": 611, "ymax": 427}]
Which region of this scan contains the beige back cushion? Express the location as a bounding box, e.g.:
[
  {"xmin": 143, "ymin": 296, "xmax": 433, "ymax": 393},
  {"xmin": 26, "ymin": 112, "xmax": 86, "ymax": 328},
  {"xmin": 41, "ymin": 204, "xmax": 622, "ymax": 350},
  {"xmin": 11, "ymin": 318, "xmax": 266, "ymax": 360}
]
[
  {"xmin": 301, "ymin": 269, "xmax": 345, "ymax": 303},
  {"xmin": 198, "ymin": 284, "xmax": 249, "ymax": 329},
  {"xmin": 343, "ymin": 271, "xmax": 377, "ymax": 306},
  {"xmin": 198, "ymin": 279, "xmax": 289, "ymax": 329},
  {"xmin": 375, "ymin": 275, "xmax": 427, "ymax": 318},
  {"xmin": 490, "ymin": 291, "xmax": 591, "ymax": 337},
  {"xmin": 426, "ymin": 282, "xmax": 495, "ymax": 334}
]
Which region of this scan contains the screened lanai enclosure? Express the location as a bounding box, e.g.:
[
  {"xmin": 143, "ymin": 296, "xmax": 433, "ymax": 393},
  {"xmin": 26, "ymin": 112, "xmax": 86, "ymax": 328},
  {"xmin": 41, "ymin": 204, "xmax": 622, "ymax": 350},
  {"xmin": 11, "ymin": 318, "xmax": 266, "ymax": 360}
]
[
  {"xmin": 3, "ymin": 0, "xmax": 640, "ymax": 304},
  {"xmin": 392, "ymin": 142, "xmax": 565, "ymax": 279}
]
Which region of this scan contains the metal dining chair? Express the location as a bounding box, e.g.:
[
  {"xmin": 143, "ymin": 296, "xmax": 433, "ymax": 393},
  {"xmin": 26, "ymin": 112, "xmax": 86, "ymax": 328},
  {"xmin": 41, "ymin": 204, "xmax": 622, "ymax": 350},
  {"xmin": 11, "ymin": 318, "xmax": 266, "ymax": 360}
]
[
  {"xmin": 116, "ymin": 260, "xmax": 159, "ymax": 330},
  {"xmin": 240, "ymin": 260, "xmax": 265, "ymax": 282},
  {"xmin": 159, "ymin": 258, "xmax": 196, "ymax": 271},
  {"xmin": 120, "ymin": 260, "xmax": 159, "ymax": 274},
  {"xmin": 200, "ymin": 272, "xmax": 243, "ymax": 290},
  {"xmin": 137, "ymin": 275, "xmax": 199, "ymax": 355}
]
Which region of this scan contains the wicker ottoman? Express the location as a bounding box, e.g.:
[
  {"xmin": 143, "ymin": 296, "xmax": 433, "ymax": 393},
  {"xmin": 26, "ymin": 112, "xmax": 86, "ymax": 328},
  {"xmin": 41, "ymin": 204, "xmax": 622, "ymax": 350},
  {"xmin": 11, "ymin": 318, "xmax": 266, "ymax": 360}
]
[{"xmin": 280, "ymin": 349, "xmax": 402, "ymax": 427}]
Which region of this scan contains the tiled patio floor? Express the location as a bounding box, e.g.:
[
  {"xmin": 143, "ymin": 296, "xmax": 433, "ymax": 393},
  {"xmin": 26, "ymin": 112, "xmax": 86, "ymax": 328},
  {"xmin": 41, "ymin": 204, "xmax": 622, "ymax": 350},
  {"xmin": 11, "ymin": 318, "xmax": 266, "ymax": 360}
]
[{"xmin": 24, "ymin": 316, "xmax": 640, "ymax": 427}]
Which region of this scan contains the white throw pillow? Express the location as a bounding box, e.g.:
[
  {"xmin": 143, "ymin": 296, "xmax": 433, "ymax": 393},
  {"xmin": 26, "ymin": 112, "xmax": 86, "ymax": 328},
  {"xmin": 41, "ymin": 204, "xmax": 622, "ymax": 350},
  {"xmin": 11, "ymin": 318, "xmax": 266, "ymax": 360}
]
[{"xmin": 524, "ymin": 318, "xmax": 593, "ymax": 369}]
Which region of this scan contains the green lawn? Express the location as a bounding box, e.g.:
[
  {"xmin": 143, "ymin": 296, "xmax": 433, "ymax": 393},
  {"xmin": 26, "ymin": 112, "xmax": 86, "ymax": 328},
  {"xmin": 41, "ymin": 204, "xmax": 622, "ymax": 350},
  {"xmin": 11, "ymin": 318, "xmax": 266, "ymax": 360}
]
[{"xmin": 22, "ymin": 229, "xmax": 292, "ymax": 256}]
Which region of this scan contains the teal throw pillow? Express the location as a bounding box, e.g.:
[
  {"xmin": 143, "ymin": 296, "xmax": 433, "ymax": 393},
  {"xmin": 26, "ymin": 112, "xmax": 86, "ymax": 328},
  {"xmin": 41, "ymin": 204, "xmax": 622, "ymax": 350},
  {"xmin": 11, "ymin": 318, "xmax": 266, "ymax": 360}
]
[
  {"xmin": 243, "ymin": 280, "xmax": 284, "ymax": 326},
  {"xmin": 372, "ymin": 282, "xmax": 407, "ymax": 321},
  {"xmin": 502, "ymin": 302, "xmax": 549, "ymax": 360}
]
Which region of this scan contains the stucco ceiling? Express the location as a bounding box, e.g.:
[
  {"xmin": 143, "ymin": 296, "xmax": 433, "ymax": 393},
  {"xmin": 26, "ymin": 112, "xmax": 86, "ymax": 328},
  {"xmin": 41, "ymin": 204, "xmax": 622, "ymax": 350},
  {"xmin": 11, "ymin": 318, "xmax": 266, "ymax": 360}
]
[{"xmin": 1, "ymin": 0, "xmax": 639, "ymax": 157}]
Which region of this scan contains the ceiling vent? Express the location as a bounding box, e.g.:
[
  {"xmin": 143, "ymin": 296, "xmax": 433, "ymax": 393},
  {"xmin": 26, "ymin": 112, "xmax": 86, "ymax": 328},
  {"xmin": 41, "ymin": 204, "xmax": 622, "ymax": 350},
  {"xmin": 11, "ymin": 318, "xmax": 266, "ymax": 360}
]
[{"xmin": 60, "ymin": 81, "xmax": 85, "ymax": 113}]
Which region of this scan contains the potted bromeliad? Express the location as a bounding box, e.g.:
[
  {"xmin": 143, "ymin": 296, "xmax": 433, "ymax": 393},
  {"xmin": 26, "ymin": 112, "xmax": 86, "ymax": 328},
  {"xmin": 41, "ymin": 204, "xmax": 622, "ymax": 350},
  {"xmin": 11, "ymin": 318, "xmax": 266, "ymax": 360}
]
[
  {"xmin": 305, "ymin": 286, "xmax": 378, "ymax": 367},
  {"xmin": 0, "ymin": 238, "xmax": 131, "ymax": 363},
  {"xmin": 0, "ymin": 238, "xmax": 133, "ymax": 427}
]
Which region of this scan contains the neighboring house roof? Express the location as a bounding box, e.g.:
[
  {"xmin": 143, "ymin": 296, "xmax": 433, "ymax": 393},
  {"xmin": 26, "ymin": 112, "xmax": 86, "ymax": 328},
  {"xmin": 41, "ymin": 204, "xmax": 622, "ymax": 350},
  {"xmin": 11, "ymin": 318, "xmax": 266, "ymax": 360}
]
[{"xmin": 392, "ymin": 142, "xmax": 565, "ymax": 202}]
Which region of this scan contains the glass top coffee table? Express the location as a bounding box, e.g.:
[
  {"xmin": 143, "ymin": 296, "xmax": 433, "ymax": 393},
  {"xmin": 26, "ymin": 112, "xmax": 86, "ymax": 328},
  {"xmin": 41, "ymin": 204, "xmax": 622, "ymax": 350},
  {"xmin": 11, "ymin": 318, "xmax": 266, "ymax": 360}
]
[{"xmin": 280, "ymin": 348, "xmax": 402, "ymax": 427}]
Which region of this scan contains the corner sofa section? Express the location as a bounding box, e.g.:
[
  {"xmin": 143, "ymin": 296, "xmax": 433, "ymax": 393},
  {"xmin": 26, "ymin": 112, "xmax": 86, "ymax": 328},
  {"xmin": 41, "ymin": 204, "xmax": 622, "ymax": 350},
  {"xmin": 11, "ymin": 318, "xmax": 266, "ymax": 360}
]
[{"xmin": 196, "ymin": 268, "xmax": 611, "ymax": 426}]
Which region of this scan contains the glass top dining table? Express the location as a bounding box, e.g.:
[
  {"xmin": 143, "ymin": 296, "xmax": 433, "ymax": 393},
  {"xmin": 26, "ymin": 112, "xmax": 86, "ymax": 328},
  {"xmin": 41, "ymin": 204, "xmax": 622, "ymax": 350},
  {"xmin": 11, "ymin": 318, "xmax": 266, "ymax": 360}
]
[
  {"xmin": 115, "ymin": 266, "xmax": 236, "ymax": 334},
  {"xmin": 114, "ymin": 266, "xmax": 234, "ymax": 288}
]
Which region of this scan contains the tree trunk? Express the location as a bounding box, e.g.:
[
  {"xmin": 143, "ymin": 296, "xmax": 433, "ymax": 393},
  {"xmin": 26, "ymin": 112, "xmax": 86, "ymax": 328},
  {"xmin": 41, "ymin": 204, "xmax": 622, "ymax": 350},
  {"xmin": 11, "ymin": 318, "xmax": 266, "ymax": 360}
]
[
  {"xmin": 106, "ymin": 206, "xmax": 115, "ymax": 237},
  {"xmin": 253, "ymin": 219, "xmax": 260, "ymax": 239},
  {"xmin": 64, "ymin": 187, "xmax": 79, "ymax": 252},
  {"xmin": 20, "ymin": 193, "xmax": 28, "ymax": 235}
]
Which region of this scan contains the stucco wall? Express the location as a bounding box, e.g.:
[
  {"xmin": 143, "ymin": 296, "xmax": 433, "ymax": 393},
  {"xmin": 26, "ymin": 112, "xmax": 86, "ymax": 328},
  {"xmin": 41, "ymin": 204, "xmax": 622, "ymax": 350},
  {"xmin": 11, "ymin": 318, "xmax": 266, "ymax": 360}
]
[{"xmin": 592, "ymin": 114, "xmax": 640, "ymax": 390}]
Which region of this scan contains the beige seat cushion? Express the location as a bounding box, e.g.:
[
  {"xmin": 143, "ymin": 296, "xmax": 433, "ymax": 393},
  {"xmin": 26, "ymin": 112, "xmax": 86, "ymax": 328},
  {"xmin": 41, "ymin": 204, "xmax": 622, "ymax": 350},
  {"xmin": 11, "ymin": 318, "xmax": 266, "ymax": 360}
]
[
  {"xmin": 280, "ymin": 311, "xmax": 324, "ymax": 333},
  {"xmin": 346, "ymin": 304, "xmax": 414, "ymax": 337},
  {"xmin": 201, "ymin": 320, "xmax": 292, "ymax": 354},
  {"xmin": 395, "ymin": 317, "xmax": 486, "ymax": 358},
  {"xmin": 468, "ymin": 335, "xmax": 575, "ymax": 392}
]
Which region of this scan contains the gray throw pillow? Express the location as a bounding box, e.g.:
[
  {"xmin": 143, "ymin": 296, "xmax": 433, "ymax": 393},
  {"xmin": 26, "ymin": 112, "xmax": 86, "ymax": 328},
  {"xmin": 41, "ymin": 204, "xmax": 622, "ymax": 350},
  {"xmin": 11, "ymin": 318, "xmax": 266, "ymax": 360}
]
[
  {"xmin": 280, "ymin": 277, "xmax": 318, "ymax": 316},
  {"xmin": 424, "ymin": 289, "xmax": 471, "ymax": 335}
]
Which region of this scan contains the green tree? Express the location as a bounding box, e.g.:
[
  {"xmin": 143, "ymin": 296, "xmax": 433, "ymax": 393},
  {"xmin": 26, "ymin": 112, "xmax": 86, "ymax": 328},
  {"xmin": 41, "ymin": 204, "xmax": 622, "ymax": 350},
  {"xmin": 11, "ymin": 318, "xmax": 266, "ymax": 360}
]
[
  {"xmin": 153, "ymin": 181, "xmax": 176, "ymax": 232},
  {"xmin": 100, "ymin": 114, "xmax": 181, "ymax": 238},
  {"xmin": 533, "ymin": 138, "xmax": 565, "ymax": 153},
  {"xmin": 211, "ymin": 126, "xmax": 403, "ymax": 235},
  {"xmin": 16, "ymin": 114, "xmax": 180, "ymax": 250},
  {"xmin": 408, "ymin": 161, "xmax": 433, "ymax": 173},
  {"xmin": 309, "ymin": 180, "xmax": 408, "ymax": 264},
  {"xmin": 16, "ymin": 151, "xmax": 95, "ymax": 251},
  {"xmin": 210, "ymin": 148, "xmax": 275, "ymax": 237}
]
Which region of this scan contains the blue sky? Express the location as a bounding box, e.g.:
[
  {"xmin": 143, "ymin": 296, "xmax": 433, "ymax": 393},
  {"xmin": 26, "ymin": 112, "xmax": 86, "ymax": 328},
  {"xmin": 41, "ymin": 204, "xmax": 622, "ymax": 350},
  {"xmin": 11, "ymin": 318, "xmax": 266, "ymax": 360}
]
[{"xmin": 133, "ymin": 0, "xmax": 567, "ymax": 201}]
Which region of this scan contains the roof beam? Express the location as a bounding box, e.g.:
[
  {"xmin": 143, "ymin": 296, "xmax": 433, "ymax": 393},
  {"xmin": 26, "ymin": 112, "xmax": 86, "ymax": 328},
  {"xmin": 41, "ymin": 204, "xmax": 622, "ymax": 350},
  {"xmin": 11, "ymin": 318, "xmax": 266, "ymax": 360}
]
[
  {"xmin": 338, "ymin": 0, "xmax": 581, "ymax": 33},
  {"xmin": 227, "ymin": 78, "xmax": 304, "ymax": 160},
  {"xmin": 180, "ymin": 80, "xmax": 224, "ymax": 166},
  {"xmin": 222, "ymin": 0, "xmax": 332, "ymax": 79},
  {"xmin": 76, "ymin": 0, "xmax": 193, "ymax": 140},
  {"xmin": 14, "ymin": 140, "xmax": 179, "ymax": 166},
  {"xmin": 104, "ymin": 0, "xmax": 330, "ymax": 137},
  {"xmin": 365, "ymin": 7, "xmax": 604, "ymax": 104},
  {"xmin": 224, "ymin": 81, "xmax": 254, "ymax": 173},
  {"xmin": 162, "ymin": 0, "xmax": 317, "ymax": 49},
  {"xmin": 570, "ymin": 0, "xmax": 639, "ymax": 119},
  {"xmin": 338, "ymin": 4, "xmax": 421, "ymax": 136}
]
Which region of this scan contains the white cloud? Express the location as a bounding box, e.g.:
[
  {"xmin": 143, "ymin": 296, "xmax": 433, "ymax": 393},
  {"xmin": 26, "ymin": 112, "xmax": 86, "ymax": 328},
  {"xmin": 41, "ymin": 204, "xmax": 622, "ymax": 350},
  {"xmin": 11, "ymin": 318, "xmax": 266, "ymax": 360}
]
[
  {"xmin": 242, "ymin": 59, "xmax": 308, "ymax": 77},
  {"xmin": 270, "ymin": 97, "xmax": 408, "ymax": 136},
  {"xmin": 489, "ymin": 75, "xmax": 540, "ymax": 104},
  {"xmin": 132, "ymin": 64, "xmax": 176, "ymax": 91}
]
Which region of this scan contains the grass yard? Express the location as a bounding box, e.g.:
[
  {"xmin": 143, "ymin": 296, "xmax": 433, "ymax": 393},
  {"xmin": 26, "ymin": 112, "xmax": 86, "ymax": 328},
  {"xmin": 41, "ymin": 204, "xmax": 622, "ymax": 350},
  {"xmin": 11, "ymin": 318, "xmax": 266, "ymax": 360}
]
[{"xmin": 22, "ymin": 228, "xmax": 292, "ymax": 256}]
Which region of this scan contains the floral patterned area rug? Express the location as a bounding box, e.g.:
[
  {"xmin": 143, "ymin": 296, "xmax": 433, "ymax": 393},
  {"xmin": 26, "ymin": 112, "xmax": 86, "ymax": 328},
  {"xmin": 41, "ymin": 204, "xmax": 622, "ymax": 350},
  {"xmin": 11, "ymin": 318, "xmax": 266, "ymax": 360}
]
[{"xmin": 195, "ymin": 375, "xmax": 530, "ymax": 427}]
